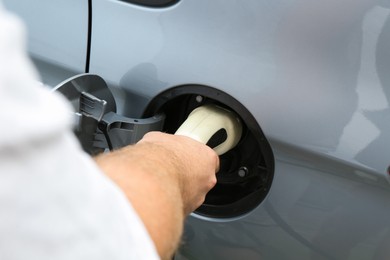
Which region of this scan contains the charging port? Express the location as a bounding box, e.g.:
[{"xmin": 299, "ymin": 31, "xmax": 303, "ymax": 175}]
[{"xmin": 144, "ymin": 85, "xmax": 274, "ymax": 218}]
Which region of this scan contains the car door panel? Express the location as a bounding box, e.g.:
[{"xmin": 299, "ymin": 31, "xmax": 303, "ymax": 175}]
[{"xmin": 90, "ymin": 1, "xmax": 390, "ymax": 259}]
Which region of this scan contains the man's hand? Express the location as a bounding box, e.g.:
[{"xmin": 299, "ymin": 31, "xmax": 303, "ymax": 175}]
[
  {"xmin": 139, "ymin": 132, "xmax": 219, "ymax": 215},
  {"xmin": 95, "ymin": 132, "xmax": 219, "ymax": 260}
]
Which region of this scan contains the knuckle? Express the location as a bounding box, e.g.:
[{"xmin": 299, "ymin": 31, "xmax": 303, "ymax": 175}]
[{"xmin": 209, "ymin": 175, "xmax": 217, "ymax": 189}]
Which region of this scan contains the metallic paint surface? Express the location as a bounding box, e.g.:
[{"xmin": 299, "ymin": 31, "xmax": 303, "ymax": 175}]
[{"xmin": 89, "ymin": 1, "xmax": 390, "ymax": 258}]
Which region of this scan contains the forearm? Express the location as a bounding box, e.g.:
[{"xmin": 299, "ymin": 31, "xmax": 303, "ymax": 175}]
[
  {"xmin": 94, "ymin": 132, "xmax": 219, "ymax": 259},
  {"xmin": 95, "ymin": 142, "xmax": 185, "ymax": 260}
]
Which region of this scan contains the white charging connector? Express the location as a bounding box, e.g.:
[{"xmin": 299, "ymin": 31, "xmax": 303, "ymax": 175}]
[{"xmin": 175, "ymin": 105, "xmax": 242, "ymax": 155}]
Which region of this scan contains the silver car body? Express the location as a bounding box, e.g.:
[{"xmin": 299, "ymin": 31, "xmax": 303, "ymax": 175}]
[{"xmin": 4, "ymin": 0, "xmax": 390, "ymax": 259}]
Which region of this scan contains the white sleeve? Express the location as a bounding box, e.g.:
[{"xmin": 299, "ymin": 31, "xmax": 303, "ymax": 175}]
[{"xmin": 0, "ymin": 4, "xmax": 159, "ymax": 260}]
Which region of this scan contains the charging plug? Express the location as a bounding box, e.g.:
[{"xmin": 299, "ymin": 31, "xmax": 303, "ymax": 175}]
[{"xmin": 175, "ymin": 105, "xmax": 242, "ymax": 155}]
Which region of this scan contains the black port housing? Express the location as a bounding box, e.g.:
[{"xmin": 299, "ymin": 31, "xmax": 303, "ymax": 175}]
[{"xmin": 144, "ymin": 85, "xmax": 274, "ymax": 218}]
